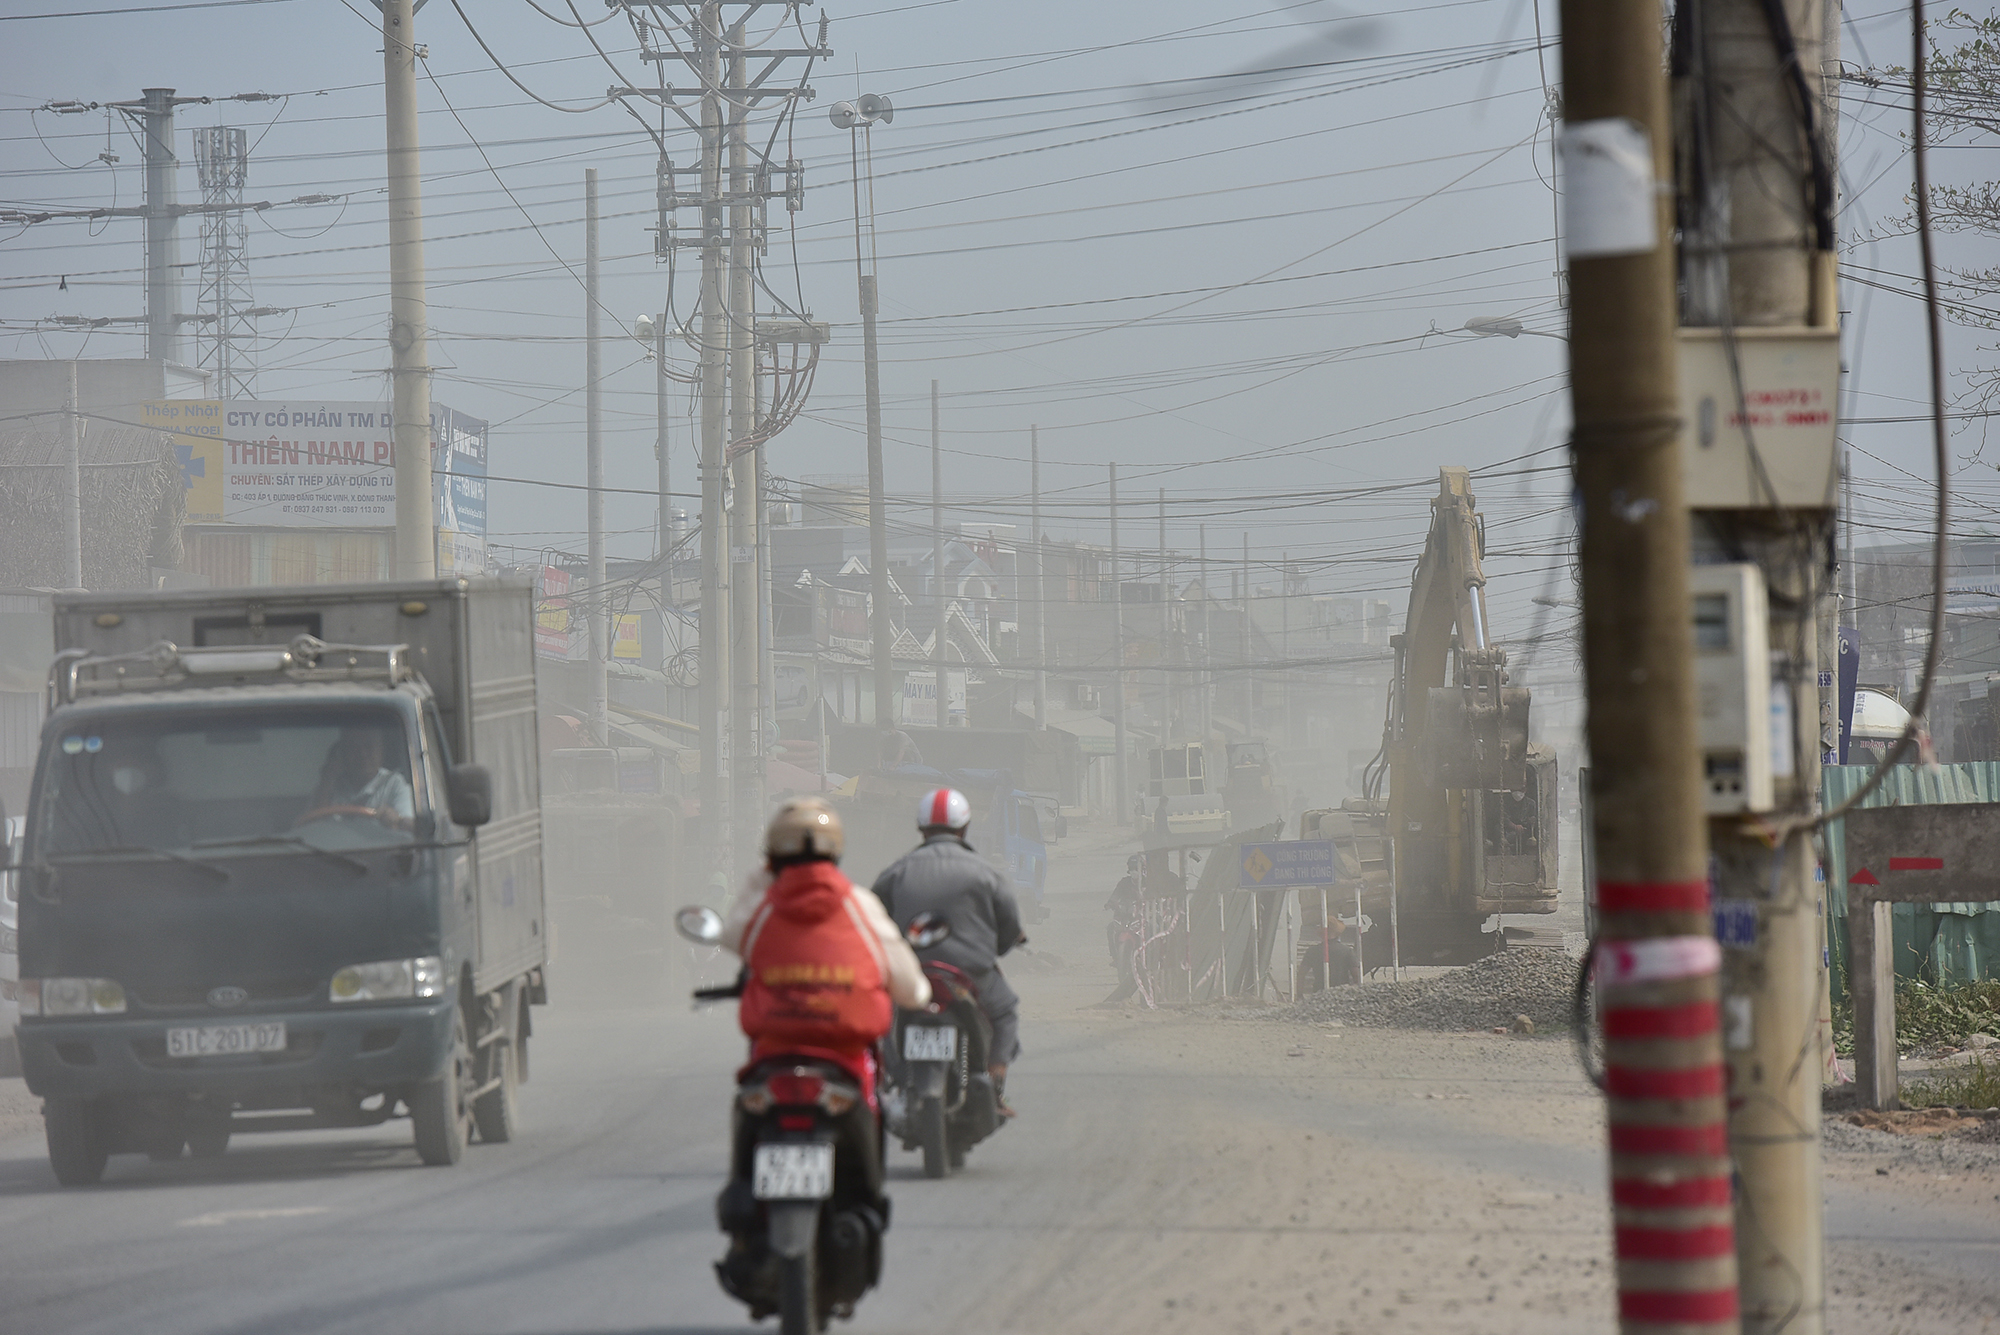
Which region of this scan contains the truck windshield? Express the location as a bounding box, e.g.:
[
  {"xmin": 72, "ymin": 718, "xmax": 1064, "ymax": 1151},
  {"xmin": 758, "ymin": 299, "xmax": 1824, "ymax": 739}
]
[{"xmin": 34, "ymin": 705, "xmax": 420, "ymax": 857}]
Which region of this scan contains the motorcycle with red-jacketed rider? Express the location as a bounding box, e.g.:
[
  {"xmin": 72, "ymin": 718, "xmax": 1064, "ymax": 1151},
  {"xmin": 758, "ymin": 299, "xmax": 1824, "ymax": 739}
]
[
  {"xmin": 678, "ymin": 905, "xmax": 884, "ymax": 1335},
  {"xmin": 673, "ymin": 796, "xmax": 931, "ymax": 1335}
]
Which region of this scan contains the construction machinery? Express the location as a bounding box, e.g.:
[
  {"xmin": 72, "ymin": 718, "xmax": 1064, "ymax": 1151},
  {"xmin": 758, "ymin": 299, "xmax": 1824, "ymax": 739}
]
[{"xmin": 1356, "ymin": 468, "xmax": 1558, "ymax": 963}]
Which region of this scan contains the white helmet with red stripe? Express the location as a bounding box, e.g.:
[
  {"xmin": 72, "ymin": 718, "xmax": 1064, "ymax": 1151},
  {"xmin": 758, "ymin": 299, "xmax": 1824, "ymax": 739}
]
[{"xmin": 917, "ymin": 787, "xmax": 972, "ymax": 835}]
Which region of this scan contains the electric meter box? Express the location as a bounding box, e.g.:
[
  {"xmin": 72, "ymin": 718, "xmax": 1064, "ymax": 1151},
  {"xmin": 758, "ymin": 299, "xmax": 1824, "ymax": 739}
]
[
  {"xmin": 1692, "ymin": 562, "xmax": 1773, "ymax": 813},
  {"xmin": 1679, "ymin": 326, "xmax": 1840, "ymax": 509}
]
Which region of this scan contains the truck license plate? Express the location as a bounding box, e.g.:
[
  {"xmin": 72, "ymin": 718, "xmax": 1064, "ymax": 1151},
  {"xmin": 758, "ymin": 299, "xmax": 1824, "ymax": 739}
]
[
  {"xmin": 903, "ymin": 1024, "xmax": 956, "ymax": 1062},
  {"xmin": 166, "ymin": 1022, "xmax": 286, "ymax": 1059},
  {"xmin": 752, "ymin": 1143, "xmax": 833, "ymax": 1200}
]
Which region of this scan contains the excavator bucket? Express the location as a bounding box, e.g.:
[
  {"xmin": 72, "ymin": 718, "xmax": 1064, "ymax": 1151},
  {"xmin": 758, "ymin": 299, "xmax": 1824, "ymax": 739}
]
[{"xmin": 1422, "ymin": 682, "xmax": 1531, "ymax": 791}]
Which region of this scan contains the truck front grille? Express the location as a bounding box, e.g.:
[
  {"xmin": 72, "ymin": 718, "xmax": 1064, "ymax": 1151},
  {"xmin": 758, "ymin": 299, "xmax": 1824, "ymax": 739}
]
[{"xmin": 131, "ymin": 978, "xmax": 323, "ymax": 1008}]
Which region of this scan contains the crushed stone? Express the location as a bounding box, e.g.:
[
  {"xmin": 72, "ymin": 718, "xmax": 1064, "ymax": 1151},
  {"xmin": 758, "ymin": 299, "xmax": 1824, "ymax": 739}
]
[{"xmin": 1269, "ymin": 947, "xmax": 1579, "ymax": 1034}]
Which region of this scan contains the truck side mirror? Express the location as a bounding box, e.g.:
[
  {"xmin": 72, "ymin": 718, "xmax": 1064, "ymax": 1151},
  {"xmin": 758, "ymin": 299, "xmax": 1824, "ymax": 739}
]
[{"xmin": 446, "ymin": 763, "xmax": 493, "ymax": 828}]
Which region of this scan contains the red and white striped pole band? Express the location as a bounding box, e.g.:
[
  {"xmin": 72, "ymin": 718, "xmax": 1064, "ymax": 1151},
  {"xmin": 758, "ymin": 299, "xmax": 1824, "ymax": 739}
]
[
  {"xmin": 1594, "ymin": 936, "xmax": 1721, "ymax": 987},
  {"xmin": 1595, "ymin": 877, "xmax": 1710, "ymax": 914}
]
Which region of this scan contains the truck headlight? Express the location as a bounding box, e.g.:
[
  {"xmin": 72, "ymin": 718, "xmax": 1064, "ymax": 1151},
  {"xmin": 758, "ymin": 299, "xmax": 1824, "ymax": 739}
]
[
  {"xmin": 21, "ymin": 977, "xmax": 126, "ymax": 1017},
  {"xmin": 0, "ymin": 926, "xmax": 16, "ymax": 953},
  {"xmin": 329, "ymin": 956, "xmax": 444, "ymax": 1003}
]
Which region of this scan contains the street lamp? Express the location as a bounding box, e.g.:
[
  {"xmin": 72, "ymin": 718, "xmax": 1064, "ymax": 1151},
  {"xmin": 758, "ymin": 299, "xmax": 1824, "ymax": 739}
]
[{"xmin": 835, "ymin": 93, "xmax": 897, "ymax": 733}]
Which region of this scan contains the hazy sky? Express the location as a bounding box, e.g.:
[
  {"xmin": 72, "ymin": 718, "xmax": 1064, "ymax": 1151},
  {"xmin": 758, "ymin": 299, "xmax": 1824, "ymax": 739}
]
[{"xmin": 0, "ymin": 0, "xmax": 1985, "ymax": 666}]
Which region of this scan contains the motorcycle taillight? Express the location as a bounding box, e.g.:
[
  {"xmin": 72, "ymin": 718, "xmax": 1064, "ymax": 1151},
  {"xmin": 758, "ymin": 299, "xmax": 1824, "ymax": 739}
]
[{"xmin": 767, "ymin": 1072, "xmax": 826, "ymax": 1106}]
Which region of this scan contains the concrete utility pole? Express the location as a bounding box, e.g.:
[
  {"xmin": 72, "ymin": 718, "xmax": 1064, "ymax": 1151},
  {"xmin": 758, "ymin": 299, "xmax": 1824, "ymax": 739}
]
[
  {"xmin": 1681, "ymin": 1, "xmax": 1839, "ymax": 1327},
  {"xmin": 1241, "ymin": 533, "xmax": 1252, "ymax": 732},
  {"xmin": 1159, "ymin": 490, "xmax": 1171, "ymax": 744},
  {"xmin": 727, "ymin": 21, "xmax": 764, "ymax": 843},
  {"xmin": 1200, "ymin": 523, "xmax": 1211, "ymax": 742},
  {"xmin": 1562, "ymin": 1, "xmax": 1738, "ymax": 1331},
  {"xmin": 1109, "ymin": 463, "xmax": 1129, "ymax": 822},
  {"xmin": 1281, "ymin": 551, "xmax": 1291, "ymax": 739},
  {"xmin": 862, "ymin": 274, "xmax": 892, "ymax": 731},
  {"xmin": 63, "ymin": 361, "xmax": 83, "ymax": 589},
  {"xmin": 1031, "ymin": 425, "xmax": 1046, "ymax": 729},
  {"xmin": 585, "ymin": 169, "xmax": 608, "ymax": 743},
  {"xmin": 696, "ymin": 1, "xmax": 732, "ymax": 864},
  {"xmin": 140, "ymin": 88, "xmax": 182, "ymax": 367},
  {"xmin": 932, "ymin": 380, "xmax": 947, "ymax": 727},
  {"xmin": 381, "ymin": 2, "xmax": 435, "ymax": 579},
  {"xmin": 657, "ymin": 313, "xmax": 672, "ymax": 562}
]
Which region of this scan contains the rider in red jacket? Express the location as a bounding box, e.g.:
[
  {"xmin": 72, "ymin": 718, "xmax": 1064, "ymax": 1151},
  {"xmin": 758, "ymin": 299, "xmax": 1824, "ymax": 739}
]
[{"xmin": 718, "ymin": 799, "xmax": 928, "ymax": 1204}]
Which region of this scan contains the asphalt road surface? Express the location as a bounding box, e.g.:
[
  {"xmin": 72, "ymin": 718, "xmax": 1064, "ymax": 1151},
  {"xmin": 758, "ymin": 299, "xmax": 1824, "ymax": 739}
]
[{"xmin": 1, "ymin": 826, "xmax": 1996, "ymax": 1334}]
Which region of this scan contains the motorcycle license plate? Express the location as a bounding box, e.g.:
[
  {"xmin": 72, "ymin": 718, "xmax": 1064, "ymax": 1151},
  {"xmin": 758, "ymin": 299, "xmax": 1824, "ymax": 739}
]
[
  {"xmin": 753, "ymin": 1143, "xmax": 833, "ymax": 1200},
  {"xmin": 903, "ymin": 1024, "xmax": 956, "ymax": 1062}
]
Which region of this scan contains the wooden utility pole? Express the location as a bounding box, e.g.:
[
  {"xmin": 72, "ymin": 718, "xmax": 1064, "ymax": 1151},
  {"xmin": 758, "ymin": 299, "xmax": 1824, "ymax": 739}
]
[
  {"xmin": 381, "ymin": 0, "xmax": 433, "ymax": 578},
  {"xmin": 1561, "ymin": 0, "xmax": 1739, "ymax": 1330},
  {"xmin": 1680, "ymin": 1, "xmax": 1839, "ymax": 1328}
]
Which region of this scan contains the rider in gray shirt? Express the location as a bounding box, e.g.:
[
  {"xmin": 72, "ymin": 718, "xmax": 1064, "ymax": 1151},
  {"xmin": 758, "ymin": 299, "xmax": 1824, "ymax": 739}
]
[{"xmin": 871, "ymin": 787, "xmax": 1025, "ymax": 1115}]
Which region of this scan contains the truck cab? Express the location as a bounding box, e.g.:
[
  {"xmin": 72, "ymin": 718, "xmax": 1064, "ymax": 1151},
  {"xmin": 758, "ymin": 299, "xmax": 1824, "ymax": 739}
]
[{"xmin": 13, "ymin": 579, "xmax": 544, "ymax": 1184}]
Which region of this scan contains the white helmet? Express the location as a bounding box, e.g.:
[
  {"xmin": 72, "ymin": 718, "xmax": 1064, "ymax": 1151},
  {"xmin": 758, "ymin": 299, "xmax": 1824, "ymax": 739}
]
[{"xmin": 917, "ymin": 787, "xmax": 971, "ymax": 834}]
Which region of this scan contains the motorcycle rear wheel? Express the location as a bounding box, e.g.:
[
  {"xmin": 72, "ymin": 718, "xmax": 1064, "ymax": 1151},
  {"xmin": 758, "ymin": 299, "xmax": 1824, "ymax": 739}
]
[
  {"xmin": 918, "ymin": 1094, "xmax": 949, "ymax": 1179},
  {"xmin": 778, "ymin": 1249, "xmax": 820, "ymax": 1335}
]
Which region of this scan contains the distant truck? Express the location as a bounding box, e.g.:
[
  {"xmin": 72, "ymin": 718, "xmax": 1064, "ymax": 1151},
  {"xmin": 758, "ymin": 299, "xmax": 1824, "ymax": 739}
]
[{"xmin": 13, "ymin": 578, "xmax": 546, "ymax": 1185}]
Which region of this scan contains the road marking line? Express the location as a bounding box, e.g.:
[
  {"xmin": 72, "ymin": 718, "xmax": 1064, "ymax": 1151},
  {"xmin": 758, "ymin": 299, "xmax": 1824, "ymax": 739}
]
[{"xmin": 177, "ymin": 1206, "xmax": 330, "ymax": 1228}]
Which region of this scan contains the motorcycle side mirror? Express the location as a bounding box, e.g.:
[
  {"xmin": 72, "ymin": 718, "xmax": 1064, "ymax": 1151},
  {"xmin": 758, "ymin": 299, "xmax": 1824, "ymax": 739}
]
[
  {"xmin": 906, "ymin": 911, "xmax": 951, "ymax": 950},
  {"xmin": 675, "ymin": 905, "xmax": 724, "ymax": 945}
]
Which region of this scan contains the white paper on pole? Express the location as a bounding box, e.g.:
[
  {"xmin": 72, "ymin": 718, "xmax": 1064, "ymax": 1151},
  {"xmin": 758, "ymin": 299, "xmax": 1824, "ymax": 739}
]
[{"xmin": 1559, "ymin": 117, "xmax": 1659, "ymax": 258}]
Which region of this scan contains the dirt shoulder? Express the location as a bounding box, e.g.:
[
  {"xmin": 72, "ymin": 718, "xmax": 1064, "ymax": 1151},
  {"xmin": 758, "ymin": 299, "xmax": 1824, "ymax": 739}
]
[{"xmin": 1013, "ymin": 825, "xmax": 2000, "ymax": 1333}]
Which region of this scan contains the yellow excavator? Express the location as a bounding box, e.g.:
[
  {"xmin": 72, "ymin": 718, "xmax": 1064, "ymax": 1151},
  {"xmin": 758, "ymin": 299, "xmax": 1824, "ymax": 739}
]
[{"xmin": 1356, "ymin": 467, "xmax": 1559, "ymax": 963}]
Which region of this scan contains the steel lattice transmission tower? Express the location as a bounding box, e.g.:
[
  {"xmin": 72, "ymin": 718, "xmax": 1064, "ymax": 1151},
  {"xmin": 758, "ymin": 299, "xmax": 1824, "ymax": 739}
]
[{"xmin": 192, "ymin": 126, "xmax": 257, "ymax": 398}]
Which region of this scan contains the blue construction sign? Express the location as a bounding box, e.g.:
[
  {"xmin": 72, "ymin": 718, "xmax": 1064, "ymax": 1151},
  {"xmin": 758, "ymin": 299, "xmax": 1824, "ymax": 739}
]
[{"xmin": 1238, "ymin": 840, "xmax": 1339, "ymax": 888}]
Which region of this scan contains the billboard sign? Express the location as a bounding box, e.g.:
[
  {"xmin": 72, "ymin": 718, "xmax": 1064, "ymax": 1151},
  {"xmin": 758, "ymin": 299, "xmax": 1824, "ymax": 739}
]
[
  {"xmin": 612, "ymin": 612, "xmax": 641, "ymax": 660},
  {"xmin": 432, "ymin": 404, "xmax": 488, "ymax": 574},
  {"xmin": 536, "ymin": 566, "xmax": 581, "ymax": 661},
  {"xmin": 145, "ymin": 399, "xmax": 396, "ymax": 527},
  {"xmin": 899, "ymin": 670, "xmax": 965, "ymax": 727}
]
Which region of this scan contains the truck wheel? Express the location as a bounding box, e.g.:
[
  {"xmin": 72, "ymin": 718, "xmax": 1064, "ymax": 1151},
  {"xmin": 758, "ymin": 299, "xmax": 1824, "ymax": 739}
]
[
  {"xmin": 45, "ymin": 1098, "xmax": 109, "ymax": 1187},
  {"xmin": 411, "ymin": 1008, "xmax": 474, "ymax": 1166},
  {"xmin": 918, "ymin": 1095, "xmax": 949, "ymax": 1180},
  {"xmin": 471, "ymin": 1030, "xmax": 517, "ymax": 1145},
  {"xmin": 514, "ymin": 991, "xmax": 531, "ymax": 1085}
]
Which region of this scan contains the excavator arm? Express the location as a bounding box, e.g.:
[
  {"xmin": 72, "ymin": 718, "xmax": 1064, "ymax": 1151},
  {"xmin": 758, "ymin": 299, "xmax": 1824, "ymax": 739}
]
[{"xmin": 1376, "ymin": 468, "xmax": 1556, "ymax": 962}]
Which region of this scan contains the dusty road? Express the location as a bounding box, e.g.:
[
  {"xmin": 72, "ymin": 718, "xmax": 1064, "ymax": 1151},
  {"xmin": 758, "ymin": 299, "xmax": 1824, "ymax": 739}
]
[{"xmin": 0, "ymin": 824, "xmax": 1995, "ymax": 1334}]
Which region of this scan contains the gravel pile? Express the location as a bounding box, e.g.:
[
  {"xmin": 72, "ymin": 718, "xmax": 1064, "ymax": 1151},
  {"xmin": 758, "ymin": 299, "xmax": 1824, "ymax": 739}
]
[{"xmin": 1273, "ymin": 946, "xmax": 1579, "ymax": 1033}]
